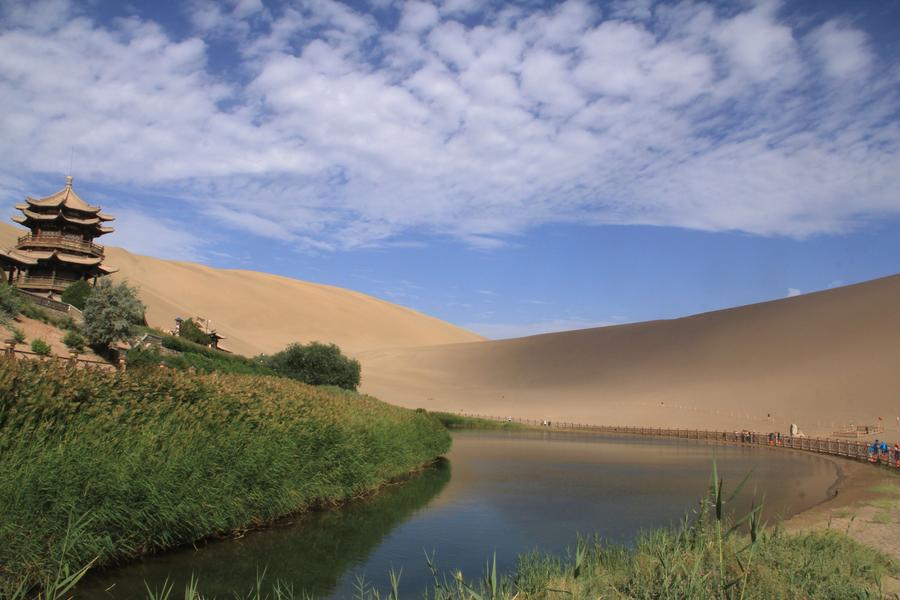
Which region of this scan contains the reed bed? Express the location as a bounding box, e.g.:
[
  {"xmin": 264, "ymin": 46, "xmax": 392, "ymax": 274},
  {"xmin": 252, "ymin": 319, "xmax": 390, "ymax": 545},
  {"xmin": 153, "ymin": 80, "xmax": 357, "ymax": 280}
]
[
  {"xmin": 428, "ymin": 412, "xmax": 526, "ymax": 431},
  {"xmin": 0, "ymin": 357, "xmax": 450, "ymax": 597}
]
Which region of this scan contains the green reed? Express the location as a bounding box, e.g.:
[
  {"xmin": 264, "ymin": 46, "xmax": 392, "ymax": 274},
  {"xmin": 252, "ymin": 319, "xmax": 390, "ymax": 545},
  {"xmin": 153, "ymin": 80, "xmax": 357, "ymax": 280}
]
[{"xmin": 0, "ymin": 358, "xmax": 450, "ymax": 597}]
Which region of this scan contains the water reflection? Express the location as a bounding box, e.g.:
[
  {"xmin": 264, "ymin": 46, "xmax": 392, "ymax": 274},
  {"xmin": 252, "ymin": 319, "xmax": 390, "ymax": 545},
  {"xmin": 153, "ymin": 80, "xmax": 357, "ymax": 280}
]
[{"xmin": 77, "ymin": 459, "xmax": 451, "ymax": 599}]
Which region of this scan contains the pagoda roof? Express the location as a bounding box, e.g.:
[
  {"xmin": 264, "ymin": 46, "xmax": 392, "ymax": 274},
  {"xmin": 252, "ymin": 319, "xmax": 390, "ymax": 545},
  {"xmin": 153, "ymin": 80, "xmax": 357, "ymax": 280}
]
[
  {"xmin": 25, "ymin": 176, "xmax": 105, "ymax": 215},
  {"xmin": 12, "ymin": 212, "xmax": 116, "ymax": 236},
  {"xmin": 0, "ymin": 248, "xmax": 106, "ymax": 266},
  {"xmin": 0, "ymin": 247, "xmax": 37, "ymax": 266}
]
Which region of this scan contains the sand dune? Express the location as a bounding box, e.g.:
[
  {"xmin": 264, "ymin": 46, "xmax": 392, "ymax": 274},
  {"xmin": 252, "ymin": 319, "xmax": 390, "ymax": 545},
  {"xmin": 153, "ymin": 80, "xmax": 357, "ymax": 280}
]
[
  {"xmin": 0, "ymin": 223, "xmax": 482, "ymax": 355},
  {"xmin": 4, "ymin": 220, "xmax": 898, "ymax": 436},
  {"xmin": 358, "ymin": 274, "xmax": 900, "ymax": 437}
]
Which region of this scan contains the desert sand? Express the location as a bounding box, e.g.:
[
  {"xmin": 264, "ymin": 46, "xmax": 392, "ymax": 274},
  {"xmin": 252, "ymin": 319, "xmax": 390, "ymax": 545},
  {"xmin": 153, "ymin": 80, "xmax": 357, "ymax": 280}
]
[
  {"xmin": 0, "ymin": 223, "xmax": 482, "ymax": 355},
  {"xmin": 358, "ymin": 274, "xmax": 900, "ymax": 437},
  {"xmin": 3, "ymin": 221, "xmax": 899, "ymax": 437}
]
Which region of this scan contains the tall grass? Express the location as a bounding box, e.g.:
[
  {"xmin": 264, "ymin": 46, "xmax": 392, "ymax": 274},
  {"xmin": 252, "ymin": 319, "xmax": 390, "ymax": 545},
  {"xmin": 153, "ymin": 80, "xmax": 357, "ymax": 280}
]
[{"xmin": 0, "ymin": 357, "xmax": 450, "ymax": 597}]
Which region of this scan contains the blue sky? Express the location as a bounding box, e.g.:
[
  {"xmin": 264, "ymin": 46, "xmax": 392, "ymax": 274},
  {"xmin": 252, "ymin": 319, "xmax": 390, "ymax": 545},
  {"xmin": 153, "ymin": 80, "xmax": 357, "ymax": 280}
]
[{"xmin": 1, "ymin": 0, "xmax": 898, "ymax": 338}]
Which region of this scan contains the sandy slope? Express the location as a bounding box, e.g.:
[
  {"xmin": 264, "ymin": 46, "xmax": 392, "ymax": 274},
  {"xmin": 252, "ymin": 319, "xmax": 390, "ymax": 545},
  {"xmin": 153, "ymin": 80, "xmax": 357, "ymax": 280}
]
[
  {"xmin": 0, "ymin": 223, "xmax": 482, "ymax": 355},
  {"xmin": 358, "ymin": 274, "xmax": 900, "ymax": 437},
  {"xmin": 4, "ymin": 221, "xmax": 899, "ymax": 436}
]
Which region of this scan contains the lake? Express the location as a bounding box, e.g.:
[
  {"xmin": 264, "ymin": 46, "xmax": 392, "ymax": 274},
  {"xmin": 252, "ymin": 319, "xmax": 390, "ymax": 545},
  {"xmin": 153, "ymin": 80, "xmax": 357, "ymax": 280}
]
[{"xmin": 76, "ymin": 430, "xmax": 838, "ymax": 598}]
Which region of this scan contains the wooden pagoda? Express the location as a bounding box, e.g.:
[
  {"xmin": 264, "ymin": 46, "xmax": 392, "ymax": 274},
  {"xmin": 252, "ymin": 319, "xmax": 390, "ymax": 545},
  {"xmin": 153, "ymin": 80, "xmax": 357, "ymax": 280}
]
[{"xmin": 0, "ymin": 176, "xmax": 117, "ymax": 299}]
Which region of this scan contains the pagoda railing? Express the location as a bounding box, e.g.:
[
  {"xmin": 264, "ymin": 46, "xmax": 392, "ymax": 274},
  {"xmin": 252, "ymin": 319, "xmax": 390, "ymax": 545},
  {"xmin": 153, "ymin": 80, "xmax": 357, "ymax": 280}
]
[
  {"xmin": 16, "ymin": 275, "xmax": 80, "ymax": 293},
  {"xmin": 17, "ymin": 234, "xmax": 104, "ymax": 256}
]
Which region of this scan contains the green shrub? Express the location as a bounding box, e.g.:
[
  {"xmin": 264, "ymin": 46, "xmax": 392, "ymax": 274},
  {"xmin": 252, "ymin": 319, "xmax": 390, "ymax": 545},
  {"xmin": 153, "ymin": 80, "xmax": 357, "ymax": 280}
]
[
  {"xmin": 264, "ymin": 341, "xmax": 361, "ymax": 390},
  {"xmin": 19, "ymin": 301, "xmax": 49, "ymax": 322},
  {"xmin": 10, "ymin": 328, "xmax": 25, "ymax": 344},
  {"xmin": 62, "ymin": 330, "xmax": 85, "ymax": 353},
  {"xmin": 178, "ymin": 317, "xmax": 212, "ymax": 345},
  {"xmin": 30, "ymin": 338, "xmax": 51, "ymax": 356},
  {"xmin": 60, "ymin": 280, "xmax": 92, "ymax": 310},
  {"xmin": 0, "ymin": 283, "xmax": 22, "ymax": 322},
  {"xmin": 157, "ymin": 336, "xmax": 276, "ymax": 376},
  {"xmin": 82, "ymin": 279, "xmax": 145, "ymax": 349}
]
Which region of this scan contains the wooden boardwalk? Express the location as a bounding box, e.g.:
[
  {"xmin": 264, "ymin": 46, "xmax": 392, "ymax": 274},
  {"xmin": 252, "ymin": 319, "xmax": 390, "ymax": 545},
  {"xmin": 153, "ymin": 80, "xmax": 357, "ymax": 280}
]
[{"xmin": 461, "ymin": 412, "xmax": 900, "ymax": 469}]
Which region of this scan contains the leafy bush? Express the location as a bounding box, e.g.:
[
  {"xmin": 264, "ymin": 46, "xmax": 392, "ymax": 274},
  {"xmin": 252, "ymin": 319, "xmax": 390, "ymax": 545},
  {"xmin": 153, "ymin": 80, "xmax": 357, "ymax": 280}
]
[
  {"xmin": 60, "ymin": 280, "xmax": 92, "ymax": 310},
  {"xmin": 19, "ymin": 301, "xmax": 49, "ymax": 322},
  {"xmin": 9, "ymin": 328, "xmax": 25, "ymax": 344},
  {"xmin": 0, "ymin": 283, "xmax": 22, "ymax": 322},
  {"xmin": 128, "ymin": 344, "xmax": 276, "ymax": 377},
  {"xmin": 62, "ymin": 330, "xmax": 85, "ymax": 353},
  {"xmin": 82, "ymin": 279, "xmax": 145, "ymax": 349},
  {"xmin": 264, "ymin": 342, "xmax": 361, "ymax": 390},
  {"xmin": 156, "ymin": 336, "xmax": 275, "ymax": 376},
  {"xmin": 30, "ymin": 339, "xmax": 51, "ymax": 356},
  {"xmin": 178, "ymin": 317, "xmax": 212, "ymax": 345}
]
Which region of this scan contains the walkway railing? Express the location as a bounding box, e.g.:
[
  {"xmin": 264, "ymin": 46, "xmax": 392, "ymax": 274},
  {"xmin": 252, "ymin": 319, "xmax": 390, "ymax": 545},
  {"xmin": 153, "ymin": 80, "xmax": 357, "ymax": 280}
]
[
  {"xmin": 17, "ymin": 290, "xmax": 84, "ymax": 321},
  {"xmin": 458, "ymin": 412, "xmax": 900, "ymax": 468},
  {"xmin": 17, "ymin": 233, "xmax": 104, "ymax": 256}
]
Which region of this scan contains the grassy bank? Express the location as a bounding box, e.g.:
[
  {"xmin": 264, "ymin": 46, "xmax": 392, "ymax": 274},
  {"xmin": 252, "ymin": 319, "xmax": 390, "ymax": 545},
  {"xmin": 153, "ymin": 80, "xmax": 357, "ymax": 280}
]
[
  {"xmin": 0, "ymin": 358, "xmax": 450, "ymax": 596},
  {"xmin": 71, "ymin": 484, "xmax": 898, "ymax": 599},
  {"xmin": 429, "ymin": 411, "xmax": 526, "ymax": 431}
]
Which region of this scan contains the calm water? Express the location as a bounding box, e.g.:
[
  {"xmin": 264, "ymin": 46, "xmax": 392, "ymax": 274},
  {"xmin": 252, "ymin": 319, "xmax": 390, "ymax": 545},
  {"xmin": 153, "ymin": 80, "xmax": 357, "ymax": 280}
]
[{"xmin": 77, "ymin": 431, "xmax": 838, "ymax": 599}]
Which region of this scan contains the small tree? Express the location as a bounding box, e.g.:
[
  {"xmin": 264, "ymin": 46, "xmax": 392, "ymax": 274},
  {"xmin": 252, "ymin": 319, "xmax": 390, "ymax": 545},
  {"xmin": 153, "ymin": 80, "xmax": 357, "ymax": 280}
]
[
  {"xmin": 83, "ymin": 279, "xmax": 145, "ymax": 349},
  {"xmin": 62, "ymin": 330, "xmax": 86, "ymax": 353},
  {"xmin": 265, "ymin": 342, "xmax": 361, "ymax": 390},
  {"xmin": 61, "ymin": 280, "xmax": 93, "ymax": 310},
  {"xmin": 30, "ymin": 338, "xmax": 51, "ymax": 356},
  {"xmin": 178, "ymin": 318, "xmax": 212, "ymax": 345}
]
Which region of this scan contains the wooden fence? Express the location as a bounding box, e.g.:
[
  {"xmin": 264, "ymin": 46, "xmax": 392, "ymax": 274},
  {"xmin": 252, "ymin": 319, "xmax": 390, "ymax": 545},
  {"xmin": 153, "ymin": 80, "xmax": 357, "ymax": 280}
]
[
  {"xmin": 459, "ymin": 412, "xmax": 900, "ymax": 468},
  {"xmin": 2, "ymin": 348, "xmax": 119, "ymax": 371}
]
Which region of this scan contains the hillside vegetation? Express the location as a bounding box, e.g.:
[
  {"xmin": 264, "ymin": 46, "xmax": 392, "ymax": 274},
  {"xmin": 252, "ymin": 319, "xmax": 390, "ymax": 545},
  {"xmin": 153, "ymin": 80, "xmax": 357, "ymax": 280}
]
[{"xmin": 0, "ymin": 358, "xmax": 450, "ymax": 596}]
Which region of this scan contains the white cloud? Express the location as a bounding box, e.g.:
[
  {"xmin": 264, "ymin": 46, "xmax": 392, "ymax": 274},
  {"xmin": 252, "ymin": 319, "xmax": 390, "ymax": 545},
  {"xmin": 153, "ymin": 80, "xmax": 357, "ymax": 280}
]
[
  {"xmin": 786, "ymin": 287, "xmax": 802, "ymax": 297},
  {"xmin": 399, "ymin": 1, "xmax": 440, "ymax": 33},
  {"xmin": 103, "ymin": 209, "xmax": 206, "ymax": 262},
  {"xmin": 0, "ymin": 0, "xmax": 898, "ymax": 254},
  {"xmin": 809, "ymin": 20, "xmax": 873, "ymax": 79}
]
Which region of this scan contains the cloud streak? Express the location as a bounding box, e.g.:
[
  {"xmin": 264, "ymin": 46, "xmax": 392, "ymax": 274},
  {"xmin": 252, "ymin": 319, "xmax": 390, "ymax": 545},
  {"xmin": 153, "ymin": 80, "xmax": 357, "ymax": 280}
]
[{"xmin": 1, "ymin": 0, "xmax": 898, "ymax": 252}]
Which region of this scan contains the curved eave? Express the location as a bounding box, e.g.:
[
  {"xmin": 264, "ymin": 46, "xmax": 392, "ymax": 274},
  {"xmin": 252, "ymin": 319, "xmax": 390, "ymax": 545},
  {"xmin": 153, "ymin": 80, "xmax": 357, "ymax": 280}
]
[
  {"xmin": 21, "ymin": 208, "xmax": 59, "ymax": 221},
  {"xmin": 27, "ymin": 188, "xmax": 101, "ymax": 214},
  {"xmin": 98, "ymin": 264, "xmax": 119, "ymax": 274},
  {"xmin": 56, "ymin": 252, "xmax": 103, "ymax": 266},
  {"xmin": 0, "ymin": 248, "xmax": 38, "ymax": 266},
  {"xmin": 98, "ymin": 213, "xmax": 115, "ymax": 222},
  {"xmin": 61, "ymin": 214, "xmax": 102, "ymax": 226},
  {"xmin": 14, "ymin": 210, "xmax": 112, "ymax": 233},
  {"xmin": 3, "ymin": 248, "xmax": 106, "ymax": 267}
]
